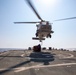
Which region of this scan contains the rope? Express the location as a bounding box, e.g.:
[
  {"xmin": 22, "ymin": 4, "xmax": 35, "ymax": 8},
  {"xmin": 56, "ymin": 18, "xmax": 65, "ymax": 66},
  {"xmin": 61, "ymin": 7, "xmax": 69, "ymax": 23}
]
[{"xmin": 40, "ymin": 41, "xmax": 43, "ymax": 46}]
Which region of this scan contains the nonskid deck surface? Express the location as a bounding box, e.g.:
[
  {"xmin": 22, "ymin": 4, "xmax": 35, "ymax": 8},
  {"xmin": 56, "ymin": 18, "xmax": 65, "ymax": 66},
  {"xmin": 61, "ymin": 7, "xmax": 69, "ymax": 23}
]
[{"xmin": 0, "ymin": 50, "xmax": 76, "ymax": 75}]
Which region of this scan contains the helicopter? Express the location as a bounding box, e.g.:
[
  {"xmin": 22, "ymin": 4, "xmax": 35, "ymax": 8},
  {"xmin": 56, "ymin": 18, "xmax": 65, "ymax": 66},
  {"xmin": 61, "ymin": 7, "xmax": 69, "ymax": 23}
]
[{"xmin": 14, "ymin": 0, "xmax": 76, "ymax": 42}]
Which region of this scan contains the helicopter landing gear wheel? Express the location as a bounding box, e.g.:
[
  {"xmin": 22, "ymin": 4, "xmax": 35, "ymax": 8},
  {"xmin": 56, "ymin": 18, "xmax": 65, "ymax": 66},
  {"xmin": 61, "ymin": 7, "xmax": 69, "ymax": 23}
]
[
  {"xmin": 36, "ymin": 33, "xmax": 38, "ymax": 37},
  {"xmin": 49, "ymin": 35, "xmax": 51, "ymax": 38},
  {"xmin": 47, "ymin": 34, "xmax": 51, "ymax": 38}
]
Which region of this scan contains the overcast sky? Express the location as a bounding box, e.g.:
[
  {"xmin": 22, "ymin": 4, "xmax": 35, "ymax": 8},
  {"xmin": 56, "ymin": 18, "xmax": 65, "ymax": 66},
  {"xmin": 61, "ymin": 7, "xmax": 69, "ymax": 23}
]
[{"xmin": 0, "ymin": 0, "xmax": 76, "ymax": 49}]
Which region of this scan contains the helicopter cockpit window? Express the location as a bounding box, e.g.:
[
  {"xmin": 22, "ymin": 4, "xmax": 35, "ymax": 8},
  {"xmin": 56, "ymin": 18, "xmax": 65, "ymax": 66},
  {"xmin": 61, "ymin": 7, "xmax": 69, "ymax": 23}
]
[
  {"xmin": 36, "ymin": 25, "xmax": 41, "ymax": 30},
  {"xmin": 43, "ymin": 22, "xmax": 47, "ymax": 25}
]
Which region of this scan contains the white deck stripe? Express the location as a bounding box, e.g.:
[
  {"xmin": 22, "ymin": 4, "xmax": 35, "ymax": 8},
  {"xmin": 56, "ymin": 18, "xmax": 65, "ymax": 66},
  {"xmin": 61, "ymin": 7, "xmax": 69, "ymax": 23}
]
[{"xmin": 0, "ymin": 63, "xmax": 76, "ymax": 72}]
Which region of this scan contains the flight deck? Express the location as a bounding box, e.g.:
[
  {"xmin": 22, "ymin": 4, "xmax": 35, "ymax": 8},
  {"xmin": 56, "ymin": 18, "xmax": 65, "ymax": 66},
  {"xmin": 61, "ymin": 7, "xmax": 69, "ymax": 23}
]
[{"xmin": 0, "ymin": 50, "xmax": 76, "ymax": 75}]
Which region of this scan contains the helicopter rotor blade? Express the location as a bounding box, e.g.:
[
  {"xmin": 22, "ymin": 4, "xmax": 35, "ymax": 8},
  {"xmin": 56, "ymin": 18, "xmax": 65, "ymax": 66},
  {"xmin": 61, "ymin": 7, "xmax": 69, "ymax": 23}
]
[
  {"xmin": 25, "ymin": 0, "xmax": 43, "ymax": 21},
  {"xmin": 54, "ymin": 17, "xmax": 76, "ymax": 21},
  {"xmin": 14, "ymin": 22, "xmax": 40, "ymax": 24}
]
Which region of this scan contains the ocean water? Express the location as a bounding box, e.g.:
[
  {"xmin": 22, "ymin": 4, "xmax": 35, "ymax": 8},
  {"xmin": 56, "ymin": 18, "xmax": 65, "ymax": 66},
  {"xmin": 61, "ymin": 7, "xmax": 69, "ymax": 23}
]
[
  {"xmin": 0, "ymin": 48, "xmax": 25, "ymax": 52},
  {"xmin": 67, "ymin": 48, "xmax": 76, "ymax": 51},
  {"xmin": 0, "ymin": 48, "xmax": 76, "ymax": 52}
]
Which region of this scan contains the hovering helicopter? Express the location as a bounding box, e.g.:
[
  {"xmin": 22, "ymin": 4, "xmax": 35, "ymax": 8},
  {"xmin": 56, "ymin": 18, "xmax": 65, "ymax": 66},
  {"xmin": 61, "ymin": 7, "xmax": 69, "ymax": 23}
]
[{"xmin": 14, "ymin": 0, "xmax": 76, "ymax": 42}]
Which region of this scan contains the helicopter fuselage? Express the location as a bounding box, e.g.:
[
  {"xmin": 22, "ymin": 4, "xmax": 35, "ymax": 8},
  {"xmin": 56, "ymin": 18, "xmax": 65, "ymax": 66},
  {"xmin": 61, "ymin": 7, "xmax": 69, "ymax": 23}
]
[{"xmin": 33, "ymin": 22, "xmax": 54, "ymax": 42}]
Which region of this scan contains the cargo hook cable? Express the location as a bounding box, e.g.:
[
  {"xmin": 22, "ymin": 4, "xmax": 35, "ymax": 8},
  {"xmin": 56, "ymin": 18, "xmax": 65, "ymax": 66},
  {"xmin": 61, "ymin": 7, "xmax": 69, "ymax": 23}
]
[{"xmin": 40, "ymin": 41, "xmax": 43, "ymax": 46}]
